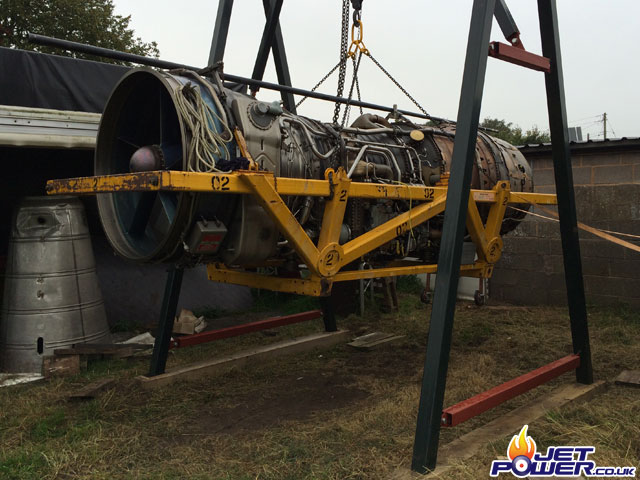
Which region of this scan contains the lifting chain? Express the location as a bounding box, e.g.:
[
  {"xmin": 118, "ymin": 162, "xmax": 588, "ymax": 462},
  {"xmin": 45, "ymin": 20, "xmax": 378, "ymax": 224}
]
[
  {"xmin": 295, "ymin": 60, "xmax": 343, "ymax": 108},
  {"xmin": 300, "ymin": 0, "xmax": 430, "ymax": 124},
  {"xmin": 352, "ymin": 54, "xmax": 364, "ymax": 116},
  {"xmin": 332, "ymin": 0, "xmax": 351, "ymax": 125},
  {"xmin": 341, "ymin": 51, "xmax": 364, "ymax": 127},
  {"xmin": 366, "ymin": 51, "xmax": 430, "ymax": 118}
]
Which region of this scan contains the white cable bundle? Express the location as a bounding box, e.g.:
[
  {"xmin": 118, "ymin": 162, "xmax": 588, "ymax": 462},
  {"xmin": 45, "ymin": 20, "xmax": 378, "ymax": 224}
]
[{"xmin": 174, "ymin": 79, "xmax": 233, "ymax": 173}]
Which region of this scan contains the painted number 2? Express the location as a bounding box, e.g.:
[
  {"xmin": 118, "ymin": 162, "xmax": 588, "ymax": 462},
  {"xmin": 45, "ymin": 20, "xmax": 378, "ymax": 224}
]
[
  {"xmin": 212, "ymin": 176, "xmax": 230, "ymax": 191},
  {"xmin": 325, "ymin": 252, "xmax": 336, "ymax": 266},
  {"xmin": 423, "ymin": 188, "xmax": 435, "ymax": 200}
]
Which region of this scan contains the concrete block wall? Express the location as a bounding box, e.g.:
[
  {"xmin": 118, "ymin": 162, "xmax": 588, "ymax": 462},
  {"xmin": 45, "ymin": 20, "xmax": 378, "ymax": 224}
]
[
  {"xmin": 491, "ymin": 141, "xmax": 640, "ymax": 307},
  {"xmin": 524, "ymin": 141, "xmax": 640, "ymax": 193}
]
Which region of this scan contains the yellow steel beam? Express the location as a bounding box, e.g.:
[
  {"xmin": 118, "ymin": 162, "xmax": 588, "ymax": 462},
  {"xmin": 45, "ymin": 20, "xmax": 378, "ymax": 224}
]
[
  {"xmin": 465, "ymin": 195, "xmax": 490, "ymax": 263},
  {"xmin": 240, "ymin": 174, "xmax": 321, "ymax": 276},
  {"xmin": 464, "ymin": 181, "xmax": 508, "ymax": 264},
  {"xmin": 207, "ymin": 264, "xmax": 328, "ymax": 296},
  {"xmin": 206, "ymin": 262, "xmax": 487, "ymax": 295},
  {"xmin": 485, "ymin": 181, "xmax": 510, "ymax": 238},
  {"xmin": 333, "ymin": 263, "xmax": 485, "ymax": 282},
  {"xmin": 46, "ymin": 170, "xmax": 332, "ymax": 197},
  {"xmin": 341, "ymin": 196, "xmax": 447, "ymax": 266},
  {"xmin": 317, "ymin": 169, "xmax": 350, "ymax": 250},
  {"xmin": 46, "ymin": 171, "xmax": 167, "ymax": 195},
  {"xmin": 46, "ymin": 170, "xmax": 557, "ymax": 205},
  {"xmin": 509, "ymin": 191, "xmax": 557, "ymax": 205}
]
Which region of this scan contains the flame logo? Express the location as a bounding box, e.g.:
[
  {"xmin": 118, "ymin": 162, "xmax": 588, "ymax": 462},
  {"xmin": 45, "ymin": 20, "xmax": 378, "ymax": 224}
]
[{"xmin": 507, "ymin": 425, "xmax": 536, "ymax": 461}]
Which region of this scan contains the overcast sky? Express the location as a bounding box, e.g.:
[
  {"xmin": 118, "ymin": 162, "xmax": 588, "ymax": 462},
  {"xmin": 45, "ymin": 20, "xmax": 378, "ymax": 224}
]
[{"xmin": 113, "ymin": 1, "xmax": 639, "ymax": 139}]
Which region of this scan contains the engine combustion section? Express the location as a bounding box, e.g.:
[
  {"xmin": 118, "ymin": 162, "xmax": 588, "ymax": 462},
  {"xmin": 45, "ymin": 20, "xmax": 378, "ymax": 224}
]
[{"xmin": 95, "ymin": 68, "xmax": 533, "ymax": 269}]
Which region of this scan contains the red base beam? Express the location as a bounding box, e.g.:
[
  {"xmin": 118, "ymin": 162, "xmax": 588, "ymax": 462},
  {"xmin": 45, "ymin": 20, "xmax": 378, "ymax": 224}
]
[
  {"xmin": 170, "ymin": 310, "xmax": 322, "ymax": 349},
  {"xmin": 441, "ymin": 354, "xmax": 580, "ymax": 427},
  {"xmin": 488, "ymin": 41, "xmax": 551, "ymax": 73}
]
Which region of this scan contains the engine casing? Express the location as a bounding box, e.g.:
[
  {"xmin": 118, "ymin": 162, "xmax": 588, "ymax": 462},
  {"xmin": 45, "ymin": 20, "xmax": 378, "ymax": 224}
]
[{"xmin": 95, "ymin": 68, "xmax": 533, "ymax": 268}]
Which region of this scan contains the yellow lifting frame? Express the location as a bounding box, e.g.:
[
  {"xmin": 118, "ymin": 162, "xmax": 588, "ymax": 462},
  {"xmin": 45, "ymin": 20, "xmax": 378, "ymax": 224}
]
[{"xmin": 46, "ymin": 168, "xmax": 557, "ymax": 297}]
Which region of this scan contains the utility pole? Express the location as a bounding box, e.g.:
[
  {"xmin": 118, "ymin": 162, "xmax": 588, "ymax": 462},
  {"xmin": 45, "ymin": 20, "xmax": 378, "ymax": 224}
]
[{"xmin": 603, "ymin": 112, "xmax": 607, "ymax": 139}]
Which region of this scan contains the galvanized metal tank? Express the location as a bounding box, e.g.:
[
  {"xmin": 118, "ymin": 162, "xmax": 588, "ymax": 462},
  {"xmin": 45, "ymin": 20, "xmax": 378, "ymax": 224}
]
[{"xmin": 0, "ymin": 196, "xmax": 111, "ymax": 373}]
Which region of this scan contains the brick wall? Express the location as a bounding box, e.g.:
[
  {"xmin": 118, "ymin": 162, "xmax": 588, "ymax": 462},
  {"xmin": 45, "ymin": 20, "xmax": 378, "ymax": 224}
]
[{"xmin": 490, "ymin": 140, "xmax": 640, "ymax": 307}]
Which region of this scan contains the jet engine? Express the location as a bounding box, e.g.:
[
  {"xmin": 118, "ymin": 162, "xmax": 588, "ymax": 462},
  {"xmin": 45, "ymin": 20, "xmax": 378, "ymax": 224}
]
[{"xmin": 95, "ymin": 68, "xmax": 532, "ymax": 268}]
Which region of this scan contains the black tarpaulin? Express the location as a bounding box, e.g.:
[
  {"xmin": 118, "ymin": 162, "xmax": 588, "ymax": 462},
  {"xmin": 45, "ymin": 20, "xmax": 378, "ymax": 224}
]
[{"xmin": 0, "ymin": 47, "xmax": 128, "ymax": 113}]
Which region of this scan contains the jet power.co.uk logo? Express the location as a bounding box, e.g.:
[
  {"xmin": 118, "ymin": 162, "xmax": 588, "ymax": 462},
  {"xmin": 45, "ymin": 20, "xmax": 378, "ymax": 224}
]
[{"xmin": 490, "ymin": 425, "xmax": 636, "ymax": 478}]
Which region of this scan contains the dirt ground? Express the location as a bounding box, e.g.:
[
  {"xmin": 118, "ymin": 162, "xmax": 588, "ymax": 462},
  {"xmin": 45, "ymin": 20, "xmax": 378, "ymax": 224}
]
[{"xmin": 0, "ymin": 285, "xmax": 639, "ymax": 479}]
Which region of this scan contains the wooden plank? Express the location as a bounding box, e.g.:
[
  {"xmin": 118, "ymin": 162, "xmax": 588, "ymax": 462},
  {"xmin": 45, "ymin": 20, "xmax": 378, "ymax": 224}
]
[
  {"xmin": 68, "ymin": 378, "xmax": 116, "ymax": 401},
  {"xmin": 388, "ymin": 381, "xmax": 606, "ymax": 479},
  {"xmin": 0, "ymin": 374, "xmax": 44, "ymax": 388},
  {"xmin": 54, "ymin": 343, "xmax": 149, "ymax": 355},
  {"xmin": 43, "ymin": 355, "xmax": 80, "ymax": 378},
  {"xmin": 54, "ymin": 344, "xmax": 150, "ymax": 360},
  {"xmin": 615, "ymin": 370, "xmax": 640, "ymax": 388},
  {"xmin": 348, "ymin": 332, "xmax": 405, "ymax": 350},
  {"xmin": 137, "ymin": 330, "xmax": 350, "ymax": 390}
]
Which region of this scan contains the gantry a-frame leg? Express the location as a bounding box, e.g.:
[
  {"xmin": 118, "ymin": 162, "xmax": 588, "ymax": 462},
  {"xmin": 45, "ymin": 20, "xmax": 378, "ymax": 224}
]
[
  {"xmin": 410, "ymin": 0, "xmax": 593, "ymax": 473},
  {"xmin": 538, "ymin": 0, "xmax": 593, "ymax": 385},
  {"xmin": 208, "ymin": 0, "xmax": 296, "ymax": 112}
]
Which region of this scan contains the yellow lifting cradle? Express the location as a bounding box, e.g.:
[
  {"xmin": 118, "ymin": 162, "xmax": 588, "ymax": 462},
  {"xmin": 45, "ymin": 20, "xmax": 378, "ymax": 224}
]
[{"xmin": 46, "ymin": 168, "xmax": 557, "ymax": 297}]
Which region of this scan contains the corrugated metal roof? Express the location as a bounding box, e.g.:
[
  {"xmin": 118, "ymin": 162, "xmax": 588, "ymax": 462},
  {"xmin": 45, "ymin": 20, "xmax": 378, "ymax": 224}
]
[
  {"xmin": 0, "ymin": 105, "xmax": 99, "ymax": 149},
  {"xmin": 518, "ymin": 136, "xmax": 640, "ymax": 155},
  {"xmin": 520, "ymin": 137, "xmax": 640, "ymax": 148}
]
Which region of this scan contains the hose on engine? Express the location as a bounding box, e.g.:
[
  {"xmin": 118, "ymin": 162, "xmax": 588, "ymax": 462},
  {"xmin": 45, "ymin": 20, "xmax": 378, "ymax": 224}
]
[{"xmin": 174, "ymin": 76, "xmax": 233, "ymax": 173}]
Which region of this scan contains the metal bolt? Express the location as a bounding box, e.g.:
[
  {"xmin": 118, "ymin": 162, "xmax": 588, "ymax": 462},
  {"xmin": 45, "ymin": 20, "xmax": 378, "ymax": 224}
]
[{"xmin": 256, "ymin": 102, "xmax": 269, "ymax": 115}]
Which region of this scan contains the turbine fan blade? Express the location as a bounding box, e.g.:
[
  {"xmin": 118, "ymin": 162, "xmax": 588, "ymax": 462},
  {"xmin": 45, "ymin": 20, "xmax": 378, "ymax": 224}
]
[
  {"xmin": 128, "ymin": 192, "xmax": 157, "ymax": 236},
  {"xmin": 117, "ymin": 137, "xmax": 140, "ymax": 149},
  {"xmin": 158, "ymin": 192, "xmax": 177, "ymax": 222}
]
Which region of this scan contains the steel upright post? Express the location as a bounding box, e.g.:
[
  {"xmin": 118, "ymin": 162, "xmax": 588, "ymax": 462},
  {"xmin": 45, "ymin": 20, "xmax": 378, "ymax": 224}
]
[
  {"xmin": 148, "ymin": 266, "xmax": 184, "ymax": 376},
  {"xmin": 261, "ymin": 0, "xmax": 297, "ymax": 113},
  {"xmin": 411, "ymin": 0, "xmax": 496, "ymax": 473},
  {"xmin": 537, "ymin": 0, "xmax": 593, "ymax": 384},
  {"xmin": 252, "ymin": 0, "xmax": 284, "ymax": 87},
  {"xmin": 208, "ymin": 0, "xmax": 234, "ymax": 65},
  {"xmin": 494, "ymin": 0, "xmax": 520, "ymax": 41},
  {"xmin": 319, "ymin": 296, "xmax": 337, "ymax": 332}
]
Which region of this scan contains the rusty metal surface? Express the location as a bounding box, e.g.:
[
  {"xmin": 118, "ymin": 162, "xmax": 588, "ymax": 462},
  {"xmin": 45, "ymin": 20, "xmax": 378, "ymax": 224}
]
[
  {"xmin": 488, "ymin": 41, "xmax": 551, "ymax": 73},
  {"xmin": 46, "ymin": 171, "xmax": 161, "ymax": 195}
]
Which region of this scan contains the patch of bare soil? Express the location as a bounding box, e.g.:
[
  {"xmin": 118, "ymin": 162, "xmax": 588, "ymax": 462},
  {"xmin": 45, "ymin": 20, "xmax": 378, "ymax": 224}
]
[{"xmin": 182, "ymin": 373, "xmax": 369, "ymax": 436}]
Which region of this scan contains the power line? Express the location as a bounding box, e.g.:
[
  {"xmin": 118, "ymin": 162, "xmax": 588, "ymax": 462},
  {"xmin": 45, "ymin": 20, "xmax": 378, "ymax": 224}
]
[
  {"xmin": 568, "ymin": 114, "xmax": 601, "ymax": 124},
  {"xmin": 607, "ymin": 118, "xmax": 618, "ymax": 138}
]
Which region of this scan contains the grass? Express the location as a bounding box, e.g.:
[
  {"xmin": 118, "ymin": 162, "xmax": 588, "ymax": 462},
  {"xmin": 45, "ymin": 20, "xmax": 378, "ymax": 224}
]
[{"xmin": 0, "ymin": 286, "xmax": 639, "ymax": 479}]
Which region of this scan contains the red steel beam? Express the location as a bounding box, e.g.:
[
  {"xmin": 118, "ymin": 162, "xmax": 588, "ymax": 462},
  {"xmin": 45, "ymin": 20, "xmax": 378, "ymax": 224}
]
[
  {"xmin": 170, "ymin": 309, "xmax": 323, "ymax": 348},
  {"xmin": 441, "ymin": 354, "xmax": 580, "ymax": 427},
  {"xmin": 488, "ymin": 41, "xmax": 551, "ymax": 73}
]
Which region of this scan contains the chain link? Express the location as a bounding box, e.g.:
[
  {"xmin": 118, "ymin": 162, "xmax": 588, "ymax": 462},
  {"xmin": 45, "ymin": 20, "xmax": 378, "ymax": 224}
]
[
  {"xmin": 300, "ymin": 0, "xmax": 430, "ymax": 126},
  {"xmin": 333, "ymin": 0, "xmax": 350, "ymax": 125},
  {"xmin": 352, "ymin": 54, "xmax": 363, "ymax": 116},
  {"xmin": 341, "ymin": 50, "xmax": 363, "ymax": 128},
  {"xmin": 366, "ymin": 51, "xmax": 430, "ymax": 118},
  {"xmin": 295, "ymin": 59, "xmax": 345, "ymax": 108}
]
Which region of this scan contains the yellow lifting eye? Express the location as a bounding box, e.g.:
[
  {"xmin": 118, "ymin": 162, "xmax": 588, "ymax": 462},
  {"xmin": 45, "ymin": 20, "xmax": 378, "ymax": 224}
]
[{"xmin": 347, "ymin": 20, "xmax": 369, "ymax": 58}]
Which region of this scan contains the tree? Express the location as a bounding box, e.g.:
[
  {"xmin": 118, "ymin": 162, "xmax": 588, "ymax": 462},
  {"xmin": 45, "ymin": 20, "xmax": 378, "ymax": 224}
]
[
  {"xmin": 480, "ymin": 117, "xmax": 551, "ymax": 145},
  {"xmin": 0, "ymin": 0, "xmax": 159, "ymax": 62}
]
